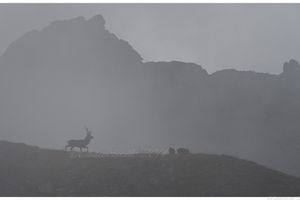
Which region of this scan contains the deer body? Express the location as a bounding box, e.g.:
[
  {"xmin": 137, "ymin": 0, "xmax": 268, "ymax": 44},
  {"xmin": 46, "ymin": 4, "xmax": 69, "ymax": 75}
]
[{"xmin": 65, "ymin": 127, "xmax": 94, "ymax": 152}]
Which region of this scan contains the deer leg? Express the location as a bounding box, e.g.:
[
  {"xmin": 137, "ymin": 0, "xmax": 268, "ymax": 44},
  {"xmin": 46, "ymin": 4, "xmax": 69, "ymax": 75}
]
[{"xmin": 86, "ymin": 147, "xmax": 89, "ymax": 152}]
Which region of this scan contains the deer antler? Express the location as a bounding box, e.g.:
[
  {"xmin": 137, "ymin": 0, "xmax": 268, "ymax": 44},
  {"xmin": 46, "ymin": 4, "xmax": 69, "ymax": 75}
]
[{"xmin": 84, "ymin": 126, "xmax": 91, "ymax": 135}]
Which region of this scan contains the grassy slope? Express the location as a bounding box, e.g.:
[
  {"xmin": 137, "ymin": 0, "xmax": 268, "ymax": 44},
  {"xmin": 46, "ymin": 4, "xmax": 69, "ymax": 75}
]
[{"xmin": 0, "ymin": 140, "xmax": 300, "ymax": 196}]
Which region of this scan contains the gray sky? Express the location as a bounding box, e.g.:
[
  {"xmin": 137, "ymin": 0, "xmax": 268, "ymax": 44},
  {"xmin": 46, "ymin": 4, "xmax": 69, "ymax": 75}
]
[{"xmin": 0, "ymin": 4, "xmax": 300, "ymax": 74}]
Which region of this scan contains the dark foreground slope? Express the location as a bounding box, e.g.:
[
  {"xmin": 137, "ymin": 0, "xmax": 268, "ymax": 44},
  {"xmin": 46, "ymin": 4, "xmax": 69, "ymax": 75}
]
[{"xmin": 0, "ymin": 141, "xmax": 300, "ymax": 196}]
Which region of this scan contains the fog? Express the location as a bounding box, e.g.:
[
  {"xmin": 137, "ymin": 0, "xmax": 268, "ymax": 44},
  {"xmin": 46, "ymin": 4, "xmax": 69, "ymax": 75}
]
[{"xmin": 0, "ymin": 4, "xmax": 300, "ymax": 178}]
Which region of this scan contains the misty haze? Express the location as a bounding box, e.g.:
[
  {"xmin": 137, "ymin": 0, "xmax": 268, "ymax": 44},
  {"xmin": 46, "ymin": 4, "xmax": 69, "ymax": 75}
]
[{"xmin": 1, "ymin": 4, "xmax": 300, "ymax": 197}]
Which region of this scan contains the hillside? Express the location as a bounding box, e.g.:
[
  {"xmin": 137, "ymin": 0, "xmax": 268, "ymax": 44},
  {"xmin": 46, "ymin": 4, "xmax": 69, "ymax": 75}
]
[
  {"xmin": 0, "ymin": 141, "xmax": 300, "ymax": 196},
  {"xmin": 0, "ymin": 14, "xmax": 300, "ymax": 178}
]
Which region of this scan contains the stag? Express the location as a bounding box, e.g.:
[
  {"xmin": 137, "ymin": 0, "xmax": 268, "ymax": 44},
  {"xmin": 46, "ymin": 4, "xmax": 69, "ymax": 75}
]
[{"xmin": 65, "ymin": 126, "xmax": 94, "ymax": 152}]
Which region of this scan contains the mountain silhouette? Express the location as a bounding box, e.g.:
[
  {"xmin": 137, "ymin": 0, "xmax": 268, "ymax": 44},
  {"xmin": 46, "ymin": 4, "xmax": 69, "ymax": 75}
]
[{"xmin": 0, "ymin": 15, "xmax": 300, "ymax": 178}]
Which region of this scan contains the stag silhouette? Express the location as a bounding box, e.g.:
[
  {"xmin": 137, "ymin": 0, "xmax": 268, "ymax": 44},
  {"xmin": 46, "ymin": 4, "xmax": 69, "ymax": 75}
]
[{"xmin": 65, "ymin": 126, "xmax": 94, "ymax": 152}]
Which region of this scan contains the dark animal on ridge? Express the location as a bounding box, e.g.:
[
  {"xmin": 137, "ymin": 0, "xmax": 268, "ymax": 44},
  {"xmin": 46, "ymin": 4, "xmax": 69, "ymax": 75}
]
[
  {"xmin": 65, "ymin": 126, "xmax": 94, "ymax": 152},
  {"xmin": 177, "ymin": 148, "xmax": 190, "ymax": 155},
  {"xmin": 168, "ymin": 147, "xmax": 176, "ymax": 155}
]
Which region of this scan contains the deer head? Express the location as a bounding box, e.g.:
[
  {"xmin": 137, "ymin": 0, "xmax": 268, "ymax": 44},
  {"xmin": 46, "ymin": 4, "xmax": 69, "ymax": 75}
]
[{"xmin": 84, "ymin": 126, "xmax": 94, "ymax": 140}]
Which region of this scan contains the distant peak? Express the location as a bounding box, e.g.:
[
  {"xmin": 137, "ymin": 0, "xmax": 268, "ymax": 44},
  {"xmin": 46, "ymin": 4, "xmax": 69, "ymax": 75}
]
[
  {"xmin": 88, "ymin": 14, "xmax": 106, "ymax": 28},
  {"xmin": 284, "ymin": 59, "xmax": 299, "ymax": 67},
  {"xmin": 283, "ymin": 59, "xmax": 300, "ymax": 74}
]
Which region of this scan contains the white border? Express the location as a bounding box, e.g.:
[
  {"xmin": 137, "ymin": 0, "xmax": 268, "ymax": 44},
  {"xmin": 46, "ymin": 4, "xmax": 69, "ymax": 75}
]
[
  {"xmin": 0, "ymin": 1, "xmax": 297, "ymax": 200},
  {"xmin": 0, "ymin": 197, "xmax": 274, "ymax": 200},
  {"xmin": 1, "ymin": 0, "xmax": 300, "ymax": 4}
]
